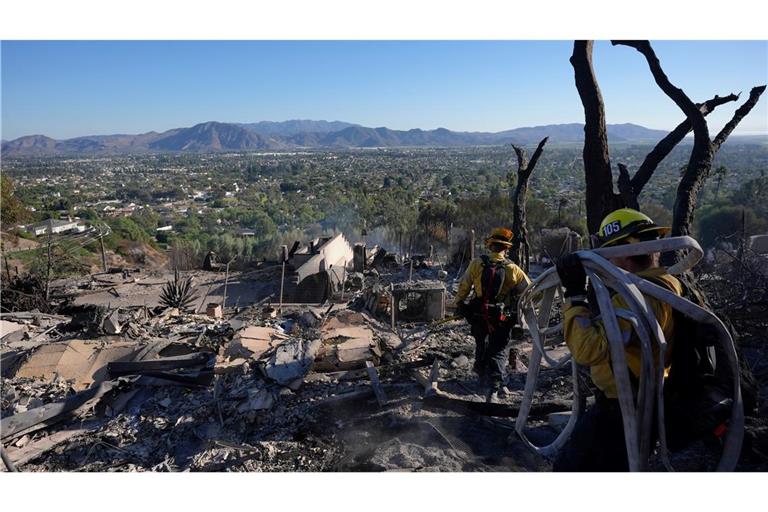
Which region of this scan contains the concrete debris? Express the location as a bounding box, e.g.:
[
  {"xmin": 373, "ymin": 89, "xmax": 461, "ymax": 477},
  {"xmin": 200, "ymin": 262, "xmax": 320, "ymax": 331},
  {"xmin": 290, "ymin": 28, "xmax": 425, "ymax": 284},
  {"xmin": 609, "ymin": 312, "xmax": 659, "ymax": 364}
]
[
  {"xmin": 2, "ymin": 250, "xmax": 760, "ymax": 474},
  {"xmin": 214, "ymin": 357, "xmax": 248, "ymax": 375},
  {"xmin": 224, "ymin": 326, "xmax": 288, "ymax": 360},
  {"xmin": 316, "ymin": 311, "xmax": 382, "ymax": 371},
  {"xmin": 237, "ymin": 388, "xmax": 276, "ymax": 412},
  {"xmin": 265, "ymin": 337, "xmax": 322, "ymax": 389},
  {"xmin": 1, "ymin": 320, "xmax": 27, "ymax": 339},
  {"xmin": 13, "ymin": 340, "xmax": 139, "ymax": 391},
  {"xmin": 102, "ymin": 310, "xmax": 122, "ymax": 335},
  {"xmin": 206, "ymin": 303, "xmax": 223, "ymax": 319}
]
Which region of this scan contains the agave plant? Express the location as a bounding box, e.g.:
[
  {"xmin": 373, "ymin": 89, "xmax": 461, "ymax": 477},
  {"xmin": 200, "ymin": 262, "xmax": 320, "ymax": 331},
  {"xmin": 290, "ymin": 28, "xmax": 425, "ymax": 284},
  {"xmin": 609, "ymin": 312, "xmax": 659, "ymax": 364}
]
[{"xmin": 159, "ymin": 270, "xmax": 200, "ymax": 311}]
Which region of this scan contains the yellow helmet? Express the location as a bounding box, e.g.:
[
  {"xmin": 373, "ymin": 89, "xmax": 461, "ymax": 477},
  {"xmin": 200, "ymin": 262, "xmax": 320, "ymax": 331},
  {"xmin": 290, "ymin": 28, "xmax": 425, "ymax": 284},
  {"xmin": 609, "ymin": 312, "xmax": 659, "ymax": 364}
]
[
  {"xmin": 596, "ymin": 208, "xmax": 671, "ymax": 248},
  {"xmin": 485, "ymin": 227, "xmax": 514, "ymax": 248}
]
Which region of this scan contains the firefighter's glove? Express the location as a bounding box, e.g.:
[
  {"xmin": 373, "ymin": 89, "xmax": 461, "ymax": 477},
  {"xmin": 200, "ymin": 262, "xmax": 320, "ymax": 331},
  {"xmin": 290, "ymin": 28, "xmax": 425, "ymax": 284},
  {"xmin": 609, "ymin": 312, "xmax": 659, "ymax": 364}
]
[
  {"xmin": 556, "ymin": 253, "xmax": 587, "ymax": 298},
  {"xmin": 456, "ymin": 301, "xmax": 470, "ymax": 319}
]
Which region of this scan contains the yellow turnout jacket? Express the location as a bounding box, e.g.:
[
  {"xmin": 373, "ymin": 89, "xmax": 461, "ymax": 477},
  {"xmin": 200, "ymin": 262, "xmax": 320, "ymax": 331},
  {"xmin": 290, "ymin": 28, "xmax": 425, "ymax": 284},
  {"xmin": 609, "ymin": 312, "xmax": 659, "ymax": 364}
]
[
  {"xmin": 562, "ymin": 267, "xmax": 682, "ymax": 398},
  {"xmin": 454, "ymin": 252, "xmax": 531, "ymax": 308}
]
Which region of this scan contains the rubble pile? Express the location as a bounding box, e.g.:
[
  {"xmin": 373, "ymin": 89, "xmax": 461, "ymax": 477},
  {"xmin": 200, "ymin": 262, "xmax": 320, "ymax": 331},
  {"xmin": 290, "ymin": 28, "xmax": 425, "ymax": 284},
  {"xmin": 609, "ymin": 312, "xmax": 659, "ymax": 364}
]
[{"xmin": 1, "ymin": 254, "xmax": 766, "ymax": 472}]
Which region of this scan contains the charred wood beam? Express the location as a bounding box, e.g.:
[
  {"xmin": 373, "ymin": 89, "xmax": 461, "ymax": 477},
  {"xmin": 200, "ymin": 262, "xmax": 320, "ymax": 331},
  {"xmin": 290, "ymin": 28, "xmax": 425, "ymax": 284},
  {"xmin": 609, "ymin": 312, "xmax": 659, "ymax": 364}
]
[
  {"xmin": 571, "ymin": 41, "xmax": 616, "ymax": 234},
  {"xmin": 421, "ymin": 394, "xmax": 572, "ymax": 418},
  {"xmin": 108, "ymin": 352, "xmax": 212, "ymax": 374},
  {"xmin": 0, "ymin": 379, "xmax": 131, "ymax": 442},
  {"xmin": 108, "ymin": 353, "xmax": 215, "ymax": 386},
  {"xmin": 365, "ymin": 361, "xmax": 388, "ymax": 407}
]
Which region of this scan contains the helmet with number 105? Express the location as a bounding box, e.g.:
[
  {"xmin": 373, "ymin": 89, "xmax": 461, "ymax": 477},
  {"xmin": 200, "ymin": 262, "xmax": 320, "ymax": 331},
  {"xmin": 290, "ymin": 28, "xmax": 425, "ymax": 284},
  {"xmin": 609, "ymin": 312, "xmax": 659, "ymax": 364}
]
[{"xmin": 596, "ymin": 208, "xmax": 671, "ymax": 248}]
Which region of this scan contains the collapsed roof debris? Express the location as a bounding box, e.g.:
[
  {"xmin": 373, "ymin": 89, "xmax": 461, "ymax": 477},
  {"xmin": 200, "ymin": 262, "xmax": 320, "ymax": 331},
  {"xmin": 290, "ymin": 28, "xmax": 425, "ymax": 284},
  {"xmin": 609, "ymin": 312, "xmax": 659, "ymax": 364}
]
[{"xmin": 1, "ymin": 239, "xmax": 766, "ymax": 473}]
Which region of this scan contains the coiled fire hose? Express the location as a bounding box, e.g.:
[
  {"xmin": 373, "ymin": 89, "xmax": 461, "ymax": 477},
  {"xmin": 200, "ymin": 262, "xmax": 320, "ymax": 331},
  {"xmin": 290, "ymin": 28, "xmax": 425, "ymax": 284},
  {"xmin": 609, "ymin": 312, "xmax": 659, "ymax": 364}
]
[{"xmin": 515, "ymin": 236, "xmax": 744, "ymax": 472}]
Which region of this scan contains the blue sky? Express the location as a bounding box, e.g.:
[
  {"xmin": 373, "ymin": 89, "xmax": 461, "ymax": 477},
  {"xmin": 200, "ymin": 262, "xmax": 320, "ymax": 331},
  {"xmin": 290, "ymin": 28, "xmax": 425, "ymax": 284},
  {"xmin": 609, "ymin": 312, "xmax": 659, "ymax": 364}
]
[{"xmin": 1, "ymin": 40, "xmax": 766, "ymax": 140}]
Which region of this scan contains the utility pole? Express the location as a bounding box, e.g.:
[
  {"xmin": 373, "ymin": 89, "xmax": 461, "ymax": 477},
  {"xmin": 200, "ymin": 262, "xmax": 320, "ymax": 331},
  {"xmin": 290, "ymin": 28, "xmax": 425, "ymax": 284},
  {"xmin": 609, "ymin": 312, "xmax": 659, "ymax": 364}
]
[
  {"xmin": 2, "ymin": 242, "xmax": 11, "ymax": 282},
  {"xmin": 45, "ymin": 218, "xmax": 53, "ymax": 303},
  {"xmin": 279, "ymin": 262, "xmax": 286, "ymax": 313},
  {"xmin": 222, "ymin": 256, "xmax": 236, "ymax": 312},
  {"xmin": 99, "ymin": 235, "xmax": 108, "ymax": 272},
  {"xmin": 469, "ymin": 229, "xmax": 475, "ymax": 261},
  {"xmin": 279, "ymin": 245, "xmax": 288, "ymax": 314}
]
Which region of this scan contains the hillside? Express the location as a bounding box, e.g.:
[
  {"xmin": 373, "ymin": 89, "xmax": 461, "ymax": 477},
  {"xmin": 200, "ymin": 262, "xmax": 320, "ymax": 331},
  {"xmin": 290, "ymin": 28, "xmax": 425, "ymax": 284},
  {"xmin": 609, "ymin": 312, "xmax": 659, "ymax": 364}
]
[
  {"xmin": 239, "ymin": 119, "xmax": 360, "ymax": 136},
  {"xmin": 0, "ymin": 119, "xmax": 738, "ymax": 157},
  {"xmin": 148, "ymin": 122, "xmax": 285, "ymax": 152}
]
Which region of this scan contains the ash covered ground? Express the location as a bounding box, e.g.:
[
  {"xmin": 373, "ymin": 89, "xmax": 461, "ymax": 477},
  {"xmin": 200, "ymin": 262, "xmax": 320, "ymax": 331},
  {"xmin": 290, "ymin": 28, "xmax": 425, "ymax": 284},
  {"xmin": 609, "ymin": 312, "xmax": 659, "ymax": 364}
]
[{"xmin": 1, "ymin": 256, "xmax": 767, "ymax": 472}]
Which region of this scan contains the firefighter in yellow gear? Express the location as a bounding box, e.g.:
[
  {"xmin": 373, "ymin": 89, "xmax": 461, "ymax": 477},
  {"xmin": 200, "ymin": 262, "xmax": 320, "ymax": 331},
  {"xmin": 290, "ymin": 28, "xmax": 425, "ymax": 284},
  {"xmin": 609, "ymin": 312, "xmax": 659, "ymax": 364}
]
[
  {"xmin": 454, "ymin": 227, "xmax": 531, "ymax": 402},
  {"xmin": 553, "ymin": 208, "xmax": 682, "ymax": 471}
]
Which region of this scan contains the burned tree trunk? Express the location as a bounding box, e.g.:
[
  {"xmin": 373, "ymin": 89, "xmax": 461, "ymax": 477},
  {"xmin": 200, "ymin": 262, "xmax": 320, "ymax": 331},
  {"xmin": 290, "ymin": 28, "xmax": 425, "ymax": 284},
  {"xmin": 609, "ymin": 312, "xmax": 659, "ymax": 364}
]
[
  {"xmin": 674, "ymin": 86, "xmax": 766, "ymax": 237},
  {"xmin": 612, "ymin": 41, "xmax": 766, "ymax": 240},
  {"xmin": 612, "ymin": 42, "xmax": 765, "ymax": 411},
  {"xmin": 570, "ymin": 41, "xmax": 746, "ymax": 231},
  {"xmin": 570, "ymin": 41, "xmax": 623, "ymax": 235},
  {"xmin": 617, "ymin": 164, "xmax": 638, "ymax": 210},
  {"xmin": 509, "ymin": 137, "xmax": 548, "ymax": 272}
]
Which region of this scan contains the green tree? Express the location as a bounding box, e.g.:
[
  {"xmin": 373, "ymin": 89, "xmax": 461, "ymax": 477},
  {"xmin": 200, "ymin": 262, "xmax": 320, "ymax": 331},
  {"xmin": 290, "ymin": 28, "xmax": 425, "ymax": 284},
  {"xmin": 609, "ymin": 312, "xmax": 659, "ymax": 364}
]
[
  {"xmin": 0, "ymin": 175, "xmax": 28, "ymax": 226},
  {"xmin": 417, "ymin": 199, "xmax": 457, "ymax": 247},
  {"xmin": 696, "ymin": 206, "xmax": 767, "ymax": 249},
  {"xmin": 712, "ymin": 165, "xmax": 728, "ymax": 201},
  {"xmin": 731, "ymin": 172, "xmax": 768, "ymax": 217}
]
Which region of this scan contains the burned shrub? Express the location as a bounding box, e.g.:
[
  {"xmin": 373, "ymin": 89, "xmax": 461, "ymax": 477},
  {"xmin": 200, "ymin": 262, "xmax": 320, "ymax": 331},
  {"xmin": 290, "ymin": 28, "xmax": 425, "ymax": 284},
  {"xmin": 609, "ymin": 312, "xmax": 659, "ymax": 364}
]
[{"xmin": 0, "ymin": 272, "xmax": 50, "ymax": 313}]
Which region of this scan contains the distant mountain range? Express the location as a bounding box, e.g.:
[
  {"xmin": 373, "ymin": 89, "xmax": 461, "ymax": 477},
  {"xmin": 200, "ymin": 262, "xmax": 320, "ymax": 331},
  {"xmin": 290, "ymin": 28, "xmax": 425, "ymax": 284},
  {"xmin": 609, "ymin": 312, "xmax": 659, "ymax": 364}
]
[
  {"xmin": 236, "ymin": 120, "xmax": 361, "ymax": 136},
  {"xmin": 2, "ymin": 119, "xmax": 759, "ymax": 157}
]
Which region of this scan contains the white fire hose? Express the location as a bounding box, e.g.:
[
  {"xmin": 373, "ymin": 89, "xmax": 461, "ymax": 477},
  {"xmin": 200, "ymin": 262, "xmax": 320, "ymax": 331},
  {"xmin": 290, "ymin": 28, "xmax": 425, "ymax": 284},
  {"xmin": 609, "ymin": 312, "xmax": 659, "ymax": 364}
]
[{"xmin": 515, "ymin": 236, "xmax": 744, "ymax": 472}]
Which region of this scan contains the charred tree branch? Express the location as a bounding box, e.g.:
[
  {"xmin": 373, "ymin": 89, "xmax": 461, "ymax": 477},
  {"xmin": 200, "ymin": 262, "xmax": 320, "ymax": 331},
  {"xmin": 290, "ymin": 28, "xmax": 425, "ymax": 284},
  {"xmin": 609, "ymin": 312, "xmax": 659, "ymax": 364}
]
[
  {"xmin": 527, "ymin": 136, "xmax": 548, "ymax": 175},
  {"xmin": 629, "ymin": 93, "xmax": 740, "ymax": 197},
  {"xmin": 611, "ymin": 40, "xmax": 707, "ymax": 138},
  {"xmin": 712, "ymin": 85, "xmax": 767, "ymax": 152},
  {"xmin": 513, "ymin": 146, "xmax": 529, "ymax": 179},
  {"xmin": 510, "ymin": 137, "xmax": 548, "ymax": 272},
  {"xmin": 617, "ymin": 163, "xmax": 638, "ymax": 210},
  {"xmin": 612, "ymin": 40, "xmax": 715, "ymax": 241}
]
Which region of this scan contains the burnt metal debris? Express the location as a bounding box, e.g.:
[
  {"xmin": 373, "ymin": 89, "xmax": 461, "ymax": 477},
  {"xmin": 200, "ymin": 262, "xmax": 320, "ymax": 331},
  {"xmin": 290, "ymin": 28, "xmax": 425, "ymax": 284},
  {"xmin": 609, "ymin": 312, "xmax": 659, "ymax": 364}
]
[{"xmin": 1, "ymin": 244, "xmax": 767, "ymax": 473}]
